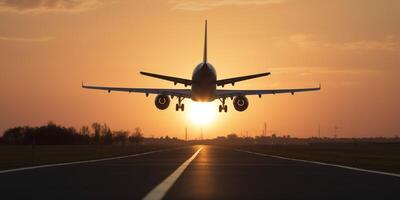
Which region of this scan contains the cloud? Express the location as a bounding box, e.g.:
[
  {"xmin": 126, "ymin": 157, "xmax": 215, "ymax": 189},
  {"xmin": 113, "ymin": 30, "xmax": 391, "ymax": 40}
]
[
  {"xmin": 326, "ymin": 36, "xmax": 398, "ymax": 51},
  {"xmin": 0, "ymin": 35, "xmax": 54, "ymax": 42},
  {"xmin": 0, "ymin": 0, "xmax": 101, "ymax": 13},
  {"xmin": 170, "ymin": 0, "xmax": 287, "ymax": 11},
  {"xmin": 288, "ymin": 34, "xmax": 317, "ymax": 49},
  {"xmin": 270, "ymin": 66, "xmax": 382, "ymax": 75},
  {"xmin": 272, "ymin": 34, "xmax": 399, "ymax": 52}
]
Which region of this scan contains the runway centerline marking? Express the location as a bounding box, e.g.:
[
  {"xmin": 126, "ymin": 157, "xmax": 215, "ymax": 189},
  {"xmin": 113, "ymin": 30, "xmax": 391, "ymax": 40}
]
[
  {"xmin": 237, "ymin": 149, "xmax": 400, "ymax": 178},
  {"xmin": 142, "ymin": 147, "xmax": 202, "ymax": 200},
  {"xmin": 0, "ymin": 148, "xmax": 179, "ymax": 174}
]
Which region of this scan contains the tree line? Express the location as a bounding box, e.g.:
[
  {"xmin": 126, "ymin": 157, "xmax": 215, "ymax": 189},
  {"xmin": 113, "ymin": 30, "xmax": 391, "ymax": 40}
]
[
  {"xmin": 3, "ymin": 123, "xmax": 398, "ymax": 146},
  {"xmin": 0, "ymin": 122, "xmax": 143, "ymax": 145}
]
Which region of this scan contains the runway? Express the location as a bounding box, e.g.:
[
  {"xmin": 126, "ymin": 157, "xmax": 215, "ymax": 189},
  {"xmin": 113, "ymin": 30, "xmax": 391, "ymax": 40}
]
[{"xmin": 1, "ymin": 145, "xmax": 399, "ymax": 199}]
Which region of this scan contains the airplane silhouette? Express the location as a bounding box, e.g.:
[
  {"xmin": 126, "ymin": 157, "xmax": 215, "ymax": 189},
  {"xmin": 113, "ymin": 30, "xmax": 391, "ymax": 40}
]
[{"xmin": 82, "ymin": 21, "xmax": 320, "ymax": 112}]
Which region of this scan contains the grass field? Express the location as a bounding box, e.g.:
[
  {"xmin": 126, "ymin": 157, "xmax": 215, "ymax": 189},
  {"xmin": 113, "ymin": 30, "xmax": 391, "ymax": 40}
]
[
  {"xmin": 233, "ymin": 143, "xmax": 400, "ymax": 174},
  {"xmin": 0, "ymin": 145, "xmax": 178, "ymax": 170}
]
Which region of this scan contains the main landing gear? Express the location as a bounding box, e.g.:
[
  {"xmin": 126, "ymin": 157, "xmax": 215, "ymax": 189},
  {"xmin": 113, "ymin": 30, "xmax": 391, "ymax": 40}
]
[
  {"xmin": 176, "ymin": 97, "xmax": 185, "ymax": 111},
  {"xmin": 218, "ymin": 98, "xmax": 228, "ymax": 113}
]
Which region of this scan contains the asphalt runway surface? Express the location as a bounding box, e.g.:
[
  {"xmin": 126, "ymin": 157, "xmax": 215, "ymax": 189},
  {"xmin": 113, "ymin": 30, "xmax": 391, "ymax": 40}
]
[{"xmin": 1, "ymin": 145, "xmax": 399, "ymax": 200}]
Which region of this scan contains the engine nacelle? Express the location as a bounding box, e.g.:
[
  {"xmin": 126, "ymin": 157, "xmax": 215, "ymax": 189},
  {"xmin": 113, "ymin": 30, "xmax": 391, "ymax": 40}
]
[
  {"xmin": 233, "ymin": 96, "xmax": 249, "ymax": 112},
  {"xmin": 155, "ymin": 94, "xmax": 170, "ymax": 110}
]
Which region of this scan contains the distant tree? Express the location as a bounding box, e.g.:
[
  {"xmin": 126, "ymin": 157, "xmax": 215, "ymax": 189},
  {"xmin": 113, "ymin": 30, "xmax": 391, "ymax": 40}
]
[
  {"xmin": 67, "ymin": 127, "xmax": 77, "ymax": 134},
  {"xmin": 113, "ymin": 130, "xmax": 129, "ymax": 145},
  {"xmin": 78, "ymin": 126, "xmax": 90, "ymax": 144},
  {"xmin": 227, "ymin": 133, "xmax": 238, "ymax": 140},
  {"xmin": 216, "ymin": 136, "xmax": 226, "ymax": 141},
  {"xmin": 2, "ymin": 122, "xmax": 95, "ymax": 145},
  {"xmin": 2, "ymin": 126, "xmax": 31, "ymax": 145},
  {"xmin": 80, "ymin": 126, "xmax": 90, "ymax": 135},
  {"xmin": 100, "ymin": 123, "xmax": 113, "ymax": 144},
  {"xmin": 91, "ymin": 122, "xmax": 101, "ymax": 144},
  {"xmin": 129, "ymin": 127, "xmax": 143, "ymax": 145},
  {"xmin": 47, "ymin": 121, "xmax": 56, "ymax": 127}
]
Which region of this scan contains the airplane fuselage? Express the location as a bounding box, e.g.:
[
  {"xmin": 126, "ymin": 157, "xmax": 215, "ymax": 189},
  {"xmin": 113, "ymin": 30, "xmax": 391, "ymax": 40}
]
[{"xmin": 191, "ymin": 62, "xmax": 217, "ymax": 102}]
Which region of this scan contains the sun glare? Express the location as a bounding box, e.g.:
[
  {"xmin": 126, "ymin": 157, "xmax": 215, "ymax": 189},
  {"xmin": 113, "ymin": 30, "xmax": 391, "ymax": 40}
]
[{"xmin": 188, "ymin": 102, "xmax": 217, "ymax": 126}]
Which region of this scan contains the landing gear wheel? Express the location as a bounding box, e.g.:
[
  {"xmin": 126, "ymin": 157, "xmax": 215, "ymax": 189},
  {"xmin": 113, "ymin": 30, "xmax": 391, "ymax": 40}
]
[
  {"xmin": 218, "ymin": 97, "xmax": 228, "ymax": 113},
  {"xmin": 181, "ymin": 104, "xmax": 185, "ymax": 111},
  {"xmin": 176, "ymin": 104, "xmax": 179, "ymax": 111},
  {"xmin": 219, "ymin": 105, "xmax": 228, "ymax": 113}
]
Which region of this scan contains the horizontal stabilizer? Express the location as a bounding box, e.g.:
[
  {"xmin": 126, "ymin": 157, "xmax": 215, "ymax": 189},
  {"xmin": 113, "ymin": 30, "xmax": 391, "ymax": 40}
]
[
  {"xmin": 140, "ymin": 71, "xmax": 192, "ymax": 86},
  {"xmin": 216, "ymin": 72, "xmax": 271, "ymax": 86}
]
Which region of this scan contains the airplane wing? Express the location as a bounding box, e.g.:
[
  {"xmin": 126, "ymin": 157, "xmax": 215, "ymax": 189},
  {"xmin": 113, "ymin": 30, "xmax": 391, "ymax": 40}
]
[
  {"xmin": 216, "ymin": 72, "xmax": 271, "ymax": 87},
  {"xmin": 82, "ymin": 84, "xmax": 191, "ymax": 98},
  {"xmin": 215, "ymin": 85, "xmax": 321, "ymax": 98},
  {"xmin": 140, "ymin": 72, "xmax": 192, "ymax": 86}
]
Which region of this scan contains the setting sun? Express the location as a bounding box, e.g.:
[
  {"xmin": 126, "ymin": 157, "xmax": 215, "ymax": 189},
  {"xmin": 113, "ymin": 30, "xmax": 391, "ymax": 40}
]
[{"xmin": 188, "ymin": 102, "xmax": 217, "ymax": 126}]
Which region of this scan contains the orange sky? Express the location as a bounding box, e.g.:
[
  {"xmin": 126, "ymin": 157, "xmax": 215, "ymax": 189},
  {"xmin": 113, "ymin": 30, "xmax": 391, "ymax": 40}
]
[{"xmin": 1, "ymin": 0, "xmax": 399, "ymax": 138}]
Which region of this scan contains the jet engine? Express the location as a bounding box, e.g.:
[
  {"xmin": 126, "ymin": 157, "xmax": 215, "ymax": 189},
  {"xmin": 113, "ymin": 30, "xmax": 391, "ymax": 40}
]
[
  {"xmin": 233, "ymin": 96, "xmax": 249, "ymax": 111},
  {"xmin": 155, "ymin": 94, "xmax": 170, "ymax": 110}
]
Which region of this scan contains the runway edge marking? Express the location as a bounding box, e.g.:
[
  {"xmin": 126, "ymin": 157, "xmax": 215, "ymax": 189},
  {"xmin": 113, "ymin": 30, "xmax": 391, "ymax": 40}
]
[
  {"xmin": 236, "ymin": 149, "xmax": 400, "ymax": 178},
  {"xmin": 0, "ymin": 148, "xmax": 179, "ymax": 174},
  {"xmin": 142, "ymin": 147, "xmax": 203, "ymax": 200}
]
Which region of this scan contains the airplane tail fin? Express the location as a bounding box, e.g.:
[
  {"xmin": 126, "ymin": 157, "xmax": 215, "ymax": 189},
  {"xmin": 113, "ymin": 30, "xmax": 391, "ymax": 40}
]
[{"xmin": 203, "ymin": 20, "xmax": 207, "ymax": 63}]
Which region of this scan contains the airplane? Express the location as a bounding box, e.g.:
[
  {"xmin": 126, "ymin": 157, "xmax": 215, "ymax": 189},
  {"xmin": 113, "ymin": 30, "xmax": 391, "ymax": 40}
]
[{"xmin": 82, "ymin": 21, "xmax": 320, "ymax": 113}]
